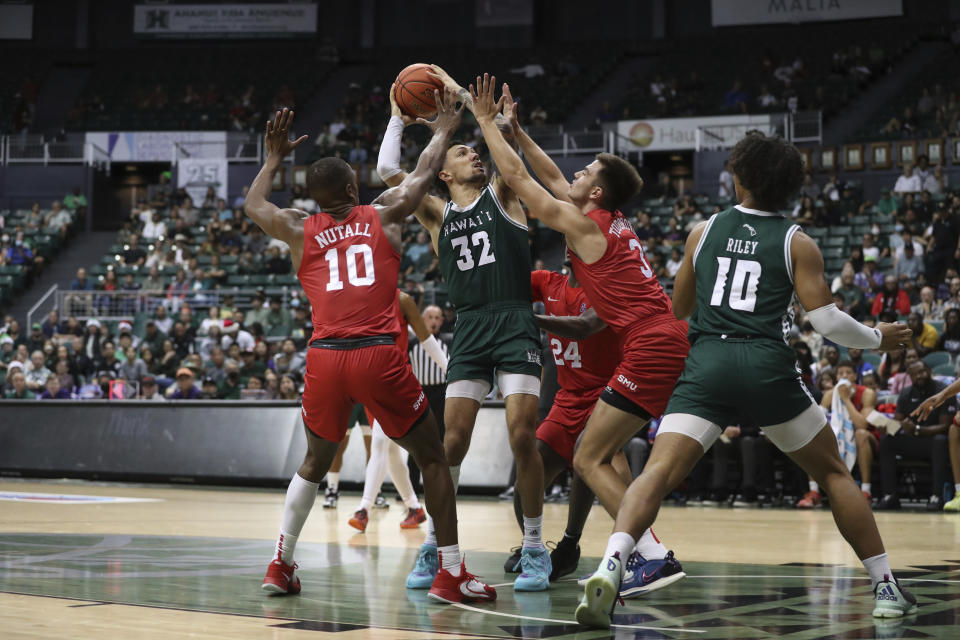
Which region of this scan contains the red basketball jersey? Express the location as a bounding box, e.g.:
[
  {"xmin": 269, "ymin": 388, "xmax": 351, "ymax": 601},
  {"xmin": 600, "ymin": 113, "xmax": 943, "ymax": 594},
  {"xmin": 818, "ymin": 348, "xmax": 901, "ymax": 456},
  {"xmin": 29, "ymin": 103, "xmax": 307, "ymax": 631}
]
[
  {"xmin": 298, "ymin": 206, "xmax": 402, "ymax": 342},
  {"xmin": 567, "ymin": 209, "xmax": 673, "ymax": 336},
  {"xmin": 531, "ymin": 270, "xmax": 620, "ymax": 395}
]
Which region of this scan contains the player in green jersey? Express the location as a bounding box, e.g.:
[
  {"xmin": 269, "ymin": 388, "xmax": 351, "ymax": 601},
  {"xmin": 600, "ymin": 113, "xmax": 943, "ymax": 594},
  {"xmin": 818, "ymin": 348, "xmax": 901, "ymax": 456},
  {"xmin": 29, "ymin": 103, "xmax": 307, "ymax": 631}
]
[
  {"xmin": 378, "ymin": 67, "xmax": 550, "ymax": 591},
  {"xmin": 576, "ymin": 132, "xmax": 918, "ymax": 628}
]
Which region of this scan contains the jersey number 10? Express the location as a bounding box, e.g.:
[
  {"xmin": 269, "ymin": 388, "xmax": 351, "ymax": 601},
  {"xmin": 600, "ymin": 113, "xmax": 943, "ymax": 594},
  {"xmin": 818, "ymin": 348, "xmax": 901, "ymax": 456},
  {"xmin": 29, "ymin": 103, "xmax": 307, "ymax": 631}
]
[
  {"xmin": 325, "ymin": 244, "xmax": 375, "ymax": 291},
  {"xmin": 710, "ymin": 257, "xmax": 762, "ymax": 312}
]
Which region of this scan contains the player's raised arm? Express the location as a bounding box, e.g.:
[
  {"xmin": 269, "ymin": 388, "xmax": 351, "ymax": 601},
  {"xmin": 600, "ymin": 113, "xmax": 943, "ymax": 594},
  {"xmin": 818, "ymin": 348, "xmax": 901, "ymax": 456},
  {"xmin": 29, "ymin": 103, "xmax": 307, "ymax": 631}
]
[
  {"xmin": 470, "ymin": 74, "xmax": 593, "ymax": 239},
  {"xmin": 792, "ymin": 230, "xmax": 911, "ymax": 352},
  {"xmin": 502, "ymin": 84, "xmax": 572, "ymax": 202},
  {"xmin": 245, "ymin": 108, "xmax": 310, "ymax": 244},
  {"xmin": 535, "ymin": 307, "xmax": 607, "ymax": 340},
  {"xmin": 374, "ymin": 88, "xmax": 463, "ymax": 225}
]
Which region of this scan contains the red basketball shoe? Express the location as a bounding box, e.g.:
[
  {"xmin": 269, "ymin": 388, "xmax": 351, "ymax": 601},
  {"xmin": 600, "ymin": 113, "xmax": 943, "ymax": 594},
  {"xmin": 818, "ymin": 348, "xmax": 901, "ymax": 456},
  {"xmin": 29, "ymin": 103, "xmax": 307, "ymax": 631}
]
[
  {"xmin": 349, "ymin": 508, "xmax": 369, "ymax": 532},
  {"xmin": 400, "ymin": 507, "xmax": 427, "ymax": 529},
  {"xmin": 261, "ymin": 557, "xmax": 301, "ymax": 595},
  {"xmin": 427, "ymin": 555, "xmax": 497, "ymax": 604}
]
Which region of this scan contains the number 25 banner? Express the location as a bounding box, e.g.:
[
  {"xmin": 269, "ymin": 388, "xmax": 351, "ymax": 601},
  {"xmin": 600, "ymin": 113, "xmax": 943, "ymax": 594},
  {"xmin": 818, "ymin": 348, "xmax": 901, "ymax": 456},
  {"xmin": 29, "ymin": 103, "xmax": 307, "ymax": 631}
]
[{"xmin": 178, "ymin": 158, "xmax": 228, "ymax": 206}]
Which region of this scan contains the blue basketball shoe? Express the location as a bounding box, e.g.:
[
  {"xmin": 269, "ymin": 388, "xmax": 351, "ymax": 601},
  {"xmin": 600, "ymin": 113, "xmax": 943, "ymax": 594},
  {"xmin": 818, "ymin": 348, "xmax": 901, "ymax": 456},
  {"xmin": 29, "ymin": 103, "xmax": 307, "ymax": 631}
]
[
  {"xmin": 405, "ymin": 543, "xmax": 438, "ymax": 589},
  {"xmin": 514, "ymin": 546, "xmax": 551, "ymax": 591},
  {"xmin": 619, "ymin": 550, "xmax": 687, "ymax": 598}
]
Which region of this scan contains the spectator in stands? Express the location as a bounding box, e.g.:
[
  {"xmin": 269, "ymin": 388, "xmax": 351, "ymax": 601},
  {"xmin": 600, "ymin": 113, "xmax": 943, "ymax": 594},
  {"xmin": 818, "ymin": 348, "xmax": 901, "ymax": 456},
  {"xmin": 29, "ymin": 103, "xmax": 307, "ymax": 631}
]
[
  {"xmin": 5, "ymin": 371, "xmax": 33, "ymax": 399},
  {"xmin": 179, "ymin": 197, "xmax": 199, "ymax": 226},
  {"xmin": 221, "ymin": 318, "xmax": 254, "ymax": 353},
  {"xmin": 204, "ymin": 347, "xmax": 228, "ymax": 382},
  {"xmin": 872, "ymin": 275, "xmax": 911, "ymax": 317},
  {"xmin": 907, "ymin": 312, "xmax": 940, "ymax": 356},
  {"xmin": 798, "ymin": 173, "xmax": 819, "ymax": 200},
  {"xmin": 819, "ymin": 360, "xmax": 877, "ymax": 502},
  {"xmin": 245, "ymin": 292, "xmax": 269, "ymax": 328},
  {"xmin": 847, "ymin": 348, "xmax": 875, "ymax": 384},
  {"xmin": 529, "ymin": 105, "xmax": 548, "ymax": 125},
  {"xmin": 95, "ymin": 341, "xmax": 121, "ymax": 378},
  {"xmin": 265, "ymin": 246, "xmax": 291, "ymax": 275},
  {"xmin": 68, "ymin": 336, "xmax": 93, "ymax": 380},
  {"xmin": 875, "ymin": 188, "xmax": 899, "ymax": 216},
  {"xmin": 45, "ymin": 201, "xmax": 72, "ymax": 239},
  {"xmin": 139, "ymin": 375, "xmax": 164, "ymax": 401},
  {"xmin": 38, "ymin": 374, "xmax": 70, "ymax": 400},
  {"xmin": 894, "ymin": 240, "xmax": 924, "ymax": 282},
  {"xmin": 152, "ymin": 305, "xmax": 172, "ymax": 335},
  {"xmin": 169, "ymin": 367, "xmax": 201, "ymax": 399},
  {"xmin": 63, "ymin": 187, "xmax": 87, "ymax": 213},
  {"xmin": 26, "ymin": 324, "xmax": 45, "ymax": 352},
  {"xmin": 722, "ymin": 80, "xmax": 748, "ymax": 112},
  {"xmin": 140, "ymin": 319, "xmax": 165, "ymax": 357},
  {"xmin": 894, "ymin": 163, "xmax": 922, "ymax": 195},
  {"xmin": 822, "ymin": 174, "xmax": 840, "ymax": 202},
  {"xmin": 4, "ymin": 234, "xmax": 34, "ymax": 270},
  {"xmin": 218, "ymin": 363, "xmax": 242, "ymax": 400},
  {"xmin": 139, "ymin": 266, "xmax": 163, "ymax": 292},
  {"xmin": 882, "ymin": 347, "xmax": 919, "ymax": 394},
  {"xmin": 892, "ymin": 230, "xmax": 924, "ymax": 260},
  {"xmin": 122, "ymin": 234, "xmax": 147, "ymax": 267},
  {"xmin": 915, "ymin": 155, "xmax": 931, "ymax": 183},
  {"xmin": 24, "ymin": 350, "xmax": 51, "ymax": 392},
  {"xmin": 633, "ymin": 212, "xmax": 662, "ymax": 244},
  {"xmin": 278, "ymin": 374, "xmax": 300, "ymax": 400},
  {"xmin": 878, "ymin": 361, "xmax": 953, "ymax": 511},
  {"xmin": 53, "ymin": 359, "xmax": 74, "ymax": 393},
  {"xmin": 937, "ymin": 308, "xmax": 960, "ymax": 360},
  {"xmin": 40, "ymin": 311, "xmax": 60, "ymax": 339},
  {"xmin": 273, "ymin": 338, "xmax": 304, "ymax": 375},
  {"xmin": 118, "ymin": 346, "xmax": 147, "ymax": 382},
  {"xmin": 924, "ymin": 165, "xmax": 947, "ymax": 194},
  {"xmin": 142, "ymin": 211, "xmax": 166, "ymax": 241},
  {"xmin": 834, "ymin": 265, "xmax": 866, "ymax": 320},
  {"xmin": 913, "ymin": 285, "xmax": 945, "ymax": 321},
  {"xmin": 263, "ymin": 296, "xmax": 291, "ymax": 336}
]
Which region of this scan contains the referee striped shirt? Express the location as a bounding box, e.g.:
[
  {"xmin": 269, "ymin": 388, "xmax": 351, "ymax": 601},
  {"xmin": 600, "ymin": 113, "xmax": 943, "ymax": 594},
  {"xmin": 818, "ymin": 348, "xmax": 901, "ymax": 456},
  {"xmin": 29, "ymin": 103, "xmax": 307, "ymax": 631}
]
[{"xmin": 409, "ymin": 333, "xmax": 449, "ymax": 386}]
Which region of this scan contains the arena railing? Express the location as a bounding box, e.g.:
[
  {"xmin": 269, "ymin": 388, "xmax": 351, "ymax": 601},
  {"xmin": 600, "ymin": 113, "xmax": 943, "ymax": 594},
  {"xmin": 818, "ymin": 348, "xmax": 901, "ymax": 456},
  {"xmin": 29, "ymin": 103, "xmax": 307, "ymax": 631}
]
[
  {"xmin": 2, "ymin": 134, "xmax": 112, "ymax": 173},
  {"xmin": 171, "ymin": 132, "xmax": 263, "ymax": 164}
]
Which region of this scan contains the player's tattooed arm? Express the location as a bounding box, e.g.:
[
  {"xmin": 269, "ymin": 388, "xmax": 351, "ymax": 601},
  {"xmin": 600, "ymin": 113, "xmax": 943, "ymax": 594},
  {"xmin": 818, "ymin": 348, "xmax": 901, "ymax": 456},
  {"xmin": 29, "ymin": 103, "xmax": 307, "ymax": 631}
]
[
  {"xmin": 374, "ymin": 87, "xmax": 463, "ymax": 225},
  {"xmin": 246, "ymin": 108, "xmax": 309, "ymax": 244},
  {"xmin": 535, "ymin": 308, "xmax": 606, "ymax": 340}
]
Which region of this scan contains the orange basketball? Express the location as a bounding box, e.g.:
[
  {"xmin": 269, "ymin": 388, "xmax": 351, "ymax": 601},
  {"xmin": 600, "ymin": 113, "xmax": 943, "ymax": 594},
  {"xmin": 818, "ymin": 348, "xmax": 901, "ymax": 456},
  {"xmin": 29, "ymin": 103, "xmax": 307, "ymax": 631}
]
[{"xmin": 394, "ymin": 63, "xmax": 444, "ymax": 119}]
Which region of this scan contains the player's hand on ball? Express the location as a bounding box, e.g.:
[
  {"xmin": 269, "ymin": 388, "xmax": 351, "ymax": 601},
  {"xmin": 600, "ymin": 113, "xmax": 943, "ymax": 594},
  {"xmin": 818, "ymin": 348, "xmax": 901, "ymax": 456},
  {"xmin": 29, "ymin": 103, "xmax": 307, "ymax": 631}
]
[
  {"xmin": 469, "ymin": 73, "xmax": 505, "ymax": 122},
  {"xmin": 389, "ymin": 83, "xmax": 416, "ymax": 126},
  {"xmin": 419, "ymin": 87, "xmax": 463, "ymax": 134},
  {"xmin": 876, "ymin": 322, "xmax": 912, "ymax": 352},
  {"xmin": 427, "ymin": 64, "xmax": 460, "ymax": 93},
  {"xmin": 265, "ymin": 108, "xmax": 308, "ymax": 158}
]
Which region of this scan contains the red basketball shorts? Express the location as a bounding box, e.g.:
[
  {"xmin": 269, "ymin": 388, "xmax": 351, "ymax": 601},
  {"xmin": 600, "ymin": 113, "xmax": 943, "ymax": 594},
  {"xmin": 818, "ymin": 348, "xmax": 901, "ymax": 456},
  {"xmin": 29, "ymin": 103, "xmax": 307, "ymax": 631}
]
[
  {"xmin": 301, "ymin": 343, "xmax": 428, "ymax": 441},
  {"xmin": 537, "ymin": 388, "xmax": 603, "ymax": 467},
  {"xmin": 605, "ymin": 316, "xmax": 690, "ymax": 418}
]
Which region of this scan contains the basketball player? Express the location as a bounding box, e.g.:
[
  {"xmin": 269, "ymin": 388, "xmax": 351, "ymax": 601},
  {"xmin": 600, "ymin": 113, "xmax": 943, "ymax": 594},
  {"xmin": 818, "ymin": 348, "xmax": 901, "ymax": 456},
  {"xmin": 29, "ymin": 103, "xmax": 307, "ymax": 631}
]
[
  {"xmin": 468, "ymin": 74, "xmax": 690, "ymax": 588},
  {"xmin": 252, "ymin": 98, "xmax": 495, "ymax": 604},
  {"xmin": 576, "ymin": 131, "xmax": 917, "ymax": 627},
  {"xmin": 348, "ymin": 291, "xmax": 448, "ymax": 532},
  {"xmin": 501, "ymin": 261, "xmax": 685, "ymax": 596},
  {"xmin": 379, "ymin": 74, "xmax": 549, "ymax": 591}
]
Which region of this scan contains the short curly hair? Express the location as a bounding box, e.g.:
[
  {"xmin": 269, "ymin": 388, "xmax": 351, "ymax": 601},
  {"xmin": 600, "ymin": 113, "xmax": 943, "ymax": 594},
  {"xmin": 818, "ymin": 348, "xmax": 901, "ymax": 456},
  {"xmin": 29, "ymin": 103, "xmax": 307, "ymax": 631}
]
[{"xmin": 728, "ymin": 131, "xmax": 804, "ymax": 211}]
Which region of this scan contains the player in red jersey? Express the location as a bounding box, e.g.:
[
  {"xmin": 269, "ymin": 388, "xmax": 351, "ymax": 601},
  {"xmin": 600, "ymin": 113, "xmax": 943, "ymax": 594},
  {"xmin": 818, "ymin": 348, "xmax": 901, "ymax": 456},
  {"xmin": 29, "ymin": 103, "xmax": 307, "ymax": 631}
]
[
  {"xmin": 248, "ymin": 98, "xmax": 494, "ymax": 604},
  {"xmin": 500, "ymin": 262, "xmax": 682, "ymax": 593},
  {"xmin": 470, "ymin": 74, "xmax": 689, "ymax": 590}
]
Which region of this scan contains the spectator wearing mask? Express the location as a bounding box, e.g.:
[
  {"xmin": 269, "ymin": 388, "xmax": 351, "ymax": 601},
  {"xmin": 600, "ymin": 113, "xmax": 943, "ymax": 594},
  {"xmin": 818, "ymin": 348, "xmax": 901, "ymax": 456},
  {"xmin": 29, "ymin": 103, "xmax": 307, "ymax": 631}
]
[
  {"xmin": 871, "ymin": 275, "xmax": 911, "ymax": 317},
  {"xmin": 907, "ymin": 312, "xmax": 940, "ymax": 357},
  {"xmin": 169, "ymin": 367, "xmax": 201, "ymax": 399},
  {"xmin": 4, "ymin": 236, "xmax": 34, "ymax": 267},
  {"xmin": 38, "ymin": 374, "xmax": 71, "ymax": 399},
  {"xmin": 877, "ymin": 361, "xmax": 953, "ymax": 511}
]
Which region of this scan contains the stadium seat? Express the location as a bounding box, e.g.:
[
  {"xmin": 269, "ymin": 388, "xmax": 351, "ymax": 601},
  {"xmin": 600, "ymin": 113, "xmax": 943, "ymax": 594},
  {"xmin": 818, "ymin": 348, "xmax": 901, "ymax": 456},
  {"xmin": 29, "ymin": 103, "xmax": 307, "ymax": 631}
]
[
  {"xmin": 923, "ymin": 352, "xmax": 951, "ymax": 369},
  {"xmin": 933, "ymin": 363, "xmax": 956, "ymax": 377},
  {"xmin": 862, "ymin": 352, "xmax": 882, "ymax": 368}
]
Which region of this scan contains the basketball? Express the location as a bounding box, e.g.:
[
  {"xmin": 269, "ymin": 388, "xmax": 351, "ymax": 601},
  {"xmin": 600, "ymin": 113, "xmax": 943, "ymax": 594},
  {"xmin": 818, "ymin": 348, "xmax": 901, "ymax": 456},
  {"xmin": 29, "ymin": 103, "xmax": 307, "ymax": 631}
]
[{"xmin": 394, "ymin": 63, "xmax": 444, "ymax": 119}]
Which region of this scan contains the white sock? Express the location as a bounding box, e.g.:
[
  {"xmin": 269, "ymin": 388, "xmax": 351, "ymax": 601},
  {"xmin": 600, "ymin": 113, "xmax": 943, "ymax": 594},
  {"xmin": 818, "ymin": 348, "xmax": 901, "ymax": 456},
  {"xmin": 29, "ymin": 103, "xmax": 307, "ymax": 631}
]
[
  {"xmin": 601, "ymin": 531, "xmax": 636, "ymax": 576},
  {"xmin": 862, "ymin": 482, "xmax": 871, "ymax": 494},
  {"xmin": 809, "ymin": 480, "xmax": 819, "ymax": 493},
  {"xmin": 275, "ymin": 473, "xmax": 319, "ymax": 563},
  {"xmin": 387, "ymin": 442, "xmax": 420, "ymax": 509},
  {"xmin": 360, "ymin": 422, "xmax": 390, "ymax": 511},
  {"xmin": 522, "ymin": 515, "xmax": 544, "ymax": 549},
  {"xmin": 327, "ymin": 472, "xmax": 339, "ymax": 493},
  {"xmin": 424, "ymin": 518, "xmax": 437, "ymax": 546},
  {"xmin": 863, "ymin": 552, "xmax": 894, "ymax": 589},
  {"xmin": 439, "ymin": 544, "xmax": 461, "ymax": 576},
  {"xmin": 634, "ymin": 528, "xmax": 668, "ymax": 560}
]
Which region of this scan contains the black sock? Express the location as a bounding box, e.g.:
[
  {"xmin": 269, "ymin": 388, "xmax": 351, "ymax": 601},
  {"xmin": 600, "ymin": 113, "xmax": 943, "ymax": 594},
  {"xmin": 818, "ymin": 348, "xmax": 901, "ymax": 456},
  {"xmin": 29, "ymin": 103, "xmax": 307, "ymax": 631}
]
[{"xmin": 562, "ymin": 531, "xmax": 581, "ymax": 546}]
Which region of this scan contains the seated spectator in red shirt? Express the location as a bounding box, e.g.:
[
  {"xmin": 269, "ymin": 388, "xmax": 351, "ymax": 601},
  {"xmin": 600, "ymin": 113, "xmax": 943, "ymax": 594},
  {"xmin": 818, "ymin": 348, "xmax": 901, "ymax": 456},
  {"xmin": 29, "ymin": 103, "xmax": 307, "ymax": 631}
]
[
  {"xmin": 169, "ymin": 367, "xmax": 201, "ymax": 399},
  {"xmin": 871, "ymin": 275, "xmax": 911, "ymax": 317}
]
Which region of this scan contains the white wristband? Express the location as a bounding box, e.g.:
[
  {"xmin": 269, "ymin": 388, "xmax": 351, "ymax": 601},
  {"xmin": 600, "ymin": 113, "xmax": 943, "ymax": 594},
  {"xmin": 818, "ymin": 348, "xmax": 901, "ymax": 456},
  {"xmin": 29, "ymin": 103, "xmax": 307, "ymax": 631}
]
[
  {"xmin": 806, "ymin": 303, "xmax": 882, "ymax": 349},
  {"xmin": 420, "ymin": 334, "xmax": 448, "ymax": 374},
  {"xmin": 376, "ymin": 116, "xmax": 404, "ymax": 181}
]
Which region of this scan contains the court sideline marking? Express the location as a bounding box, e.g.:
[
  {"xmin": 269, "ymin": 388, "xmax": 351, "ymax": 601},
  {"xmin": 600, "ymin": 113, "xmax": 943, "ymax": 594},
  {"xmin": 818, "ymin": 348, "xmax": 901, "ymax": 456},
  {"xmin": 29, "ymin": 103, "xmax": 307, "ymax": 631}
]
[{"xmin": 449, "ymin": 601, "xmax": 706, "ymax": 634}]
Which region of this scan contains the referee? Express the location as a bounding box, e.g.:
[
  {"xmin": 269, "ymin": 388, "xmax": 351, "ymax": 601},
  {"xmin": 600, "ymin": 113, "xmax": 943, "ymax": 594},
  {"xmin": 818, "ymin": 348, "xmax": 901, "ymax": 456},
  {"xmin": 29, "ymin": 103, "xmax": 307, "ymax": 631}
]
[{"xmin": 407, "ymin": 304, "xmax": 450, "ymax": 492}]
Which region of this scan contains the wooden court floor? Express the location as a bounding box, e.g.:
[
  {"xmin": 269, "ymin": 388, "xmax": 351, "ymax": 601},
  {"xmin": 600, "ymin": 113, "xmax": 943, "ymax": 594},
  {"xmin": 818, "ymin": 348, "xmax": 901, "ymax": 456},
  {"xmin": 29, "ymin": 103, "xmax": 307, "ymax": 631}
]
[{"xmin": 1, "ymin": 479, "xmax": 958, "ymax": 639}]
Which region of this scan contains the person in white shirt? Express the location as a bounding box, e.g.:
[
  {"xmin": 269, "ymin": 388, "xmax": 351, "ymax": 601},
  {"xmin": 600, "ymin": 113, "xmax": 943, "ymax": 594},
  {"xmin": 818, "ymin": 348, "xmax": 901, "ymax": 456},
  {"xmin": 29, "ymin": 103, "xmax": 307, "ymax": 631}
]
[
  {"xmin": 893, "ymin": 231, "xmax": 925, "ymax": 260},
  {"xmin": 923, "ymin": 165, "xmax": 948, "ymax": 194},
  {"xmin": 666, "ymin": 248, "xmax": 683, "ymax": 278},
  {"xmin": 142, "ymin": 211, "xmax": 166, "ymax": 240},
  {"xmin": 718, "ymin": 161, "xmax": 734, "ymax": 200},
  {"xmin": 893, "ymin": 164, "xmax": 922, "ymax": 195}
]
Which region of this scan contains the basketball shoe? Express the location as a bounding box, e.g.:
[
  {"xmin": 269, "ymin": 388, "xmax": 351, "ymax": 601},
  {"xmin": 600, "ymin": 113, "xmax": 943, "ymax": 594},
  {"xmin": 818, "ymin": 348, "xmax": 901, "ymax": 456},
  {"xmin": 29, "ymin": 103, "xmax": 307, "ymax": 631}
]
[
  {"xmin": 796, "ymin": 490, "xmax": 821, "ymax": 508},
  {"xmin": 549, "ymin": 537, "xmax": 580, "ymax": 581},
  {"xmin": 400, "ymin": 507, "xmax": 426, "ymax": 529},
  {"xmin": 873, "ymin": 579, "xmax": 918, "ymax": 617},
  {"xmin": 619, "ymin": 551, "xmax": 686, "ymax": 598},
  {"xmin": 575, "ymin": 551, "xmax": 624, "ymax": 628},
  {"xmin": 322, "ymin": 487, "xmax": 338, "ymax": 508},
  {"xmin": 944, "ymin": 494, "xmax": 960, "ymax": 511},
  {"xmin": 504, "ymin": 546, "xmax": 522, "ymax": 573},
  {"xmin": 261, "ymin": 557, "xmax": 301, "ymax": 595},
  {"xmin": 348, "ymin": 508, "xmax": 369, "ymax": 532},
  {"xmin": 427, "ymin": 555, "xmax": 497, "ymax": 604},
  {"xmin": 406, "ymin": 543, "xmax": 438, "ymax": 588},
  {"xmin": 514, "ymin": 546, "xmax": 551, "ymax": 591},
  {"xmin": 374, "ymin": 493, "xmax": 389, "ymax": 509}
]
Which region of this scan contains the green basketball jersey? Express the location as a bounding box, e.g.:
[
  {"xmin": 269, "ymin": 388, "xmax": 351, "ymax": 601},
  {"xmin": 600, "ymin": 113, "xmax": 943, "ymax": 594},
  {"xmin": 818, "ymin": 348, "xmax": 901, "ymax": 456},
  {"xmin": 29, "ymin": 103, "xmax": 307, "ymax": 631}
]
[
  {"xmin": 437, "ymin": 184, "xmax": 532, "ymax": 311},
  {"xmin": 689, "ymin": 205, "xmax": 800, "ymax": 343}
]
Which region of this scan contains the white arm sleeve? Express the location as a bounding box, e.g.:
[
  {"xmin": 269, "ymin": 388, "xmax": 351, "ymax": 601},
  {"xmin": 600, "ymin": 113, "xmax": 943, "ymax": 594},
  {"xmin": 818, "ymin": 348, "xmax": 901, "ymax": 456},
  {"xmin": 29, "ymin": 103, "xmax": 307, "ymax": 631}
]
[
  {"xmin": 419, "ymin": 334, "xmax": 448, "ymax": 373},
  {"xmin": 806, "ymin": 303, "xmax": 882, "ymax": 349},
  {"xmin": 376, "ymin": 116, "xmax": 404, "ymax": 181}
]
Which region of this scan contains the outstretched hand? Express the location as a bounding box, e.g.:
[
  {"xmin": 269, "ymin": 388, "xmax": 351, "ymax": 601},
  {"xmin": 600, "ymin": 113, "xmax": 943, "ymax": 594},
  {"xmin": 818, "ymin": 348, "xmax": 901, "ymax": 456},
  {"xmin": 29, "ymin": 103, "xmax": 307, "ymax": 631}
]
[
  {"xmin": 265, "ymin": 108, "xmax": 308, "ymax": 158},
  {"xmin": 388, "ymin": 83, "xmax": 416, "ymax": 126},
  {"xmin": 427, "ymin": 64, "xmax": 461, "ymax": 93},
  {"xmin": 469, "ymin": 73, "xmax": 505, "ymax": 122},
  {"xmin": 419, "ymin": 86, "xmax": 463, "ymax": 135},
  {"xmin": 501, "ymin": 83, "xmax": 520, "ymax": 133},
  {"xmin": 911, "ymin": 392, "xmax": 945, "ymax": 422}
]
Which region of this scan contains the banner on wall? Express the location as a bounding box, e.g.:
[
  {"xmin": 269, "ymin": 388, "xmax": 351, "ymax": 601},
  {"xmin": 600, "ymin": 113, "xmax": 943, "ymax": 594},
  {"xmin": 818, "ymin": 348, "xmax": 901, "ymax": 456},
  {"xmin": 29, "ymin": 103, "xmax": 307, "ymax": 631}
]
[
  {"xmin": 711, "ymin": 0, "xmax": 902, "ymax": 27},
  {"xmin": 85, "ymin": 131, "xmax": 227, "ymax": 162},
  {"xmin": 616, "ymin": 114, "xmax": 782, "ymax": 152},
  {"xmin": 178, "ymin": 158, "xmax": 228, "ymax": 205},
  {"xmin": 133, "ymin": 3, "xmax": 317, "ymax": 38}
]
